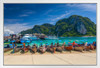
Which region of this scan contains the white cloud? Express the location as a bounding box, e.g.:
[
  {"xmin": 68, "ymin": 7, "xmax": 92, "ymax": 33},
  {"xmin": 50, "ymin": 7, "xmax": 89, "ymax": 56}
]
[
  {"xmin": 44, "ymin": 9, "xmax": 53, "ymax": 15},
  {"xmin": 19, "ymin": 14, "xmax": 29, "ymax": 17},
  {"xmin": 4, "ymin": 23, "xmax": 33, "ymax": 34},
  {"xmin": 5, "ymin": 19, "xmax": 23, "ymax": 23},
  {"xmin": 66, "ymin": 4, "xmax": 96, "ymax": 12},
  {"xmin": 26, "ymin": 11, "xmax": 35, "ymax": 14},
  {"xmin": 45, "ymin": 11, "xmax": 71, "ymax": 24},
  {"xmin": 19, "ymin": 11, "xmax": 36, "ymax": 17},
  {"xmin": 51, "ymin": 11, "xmax": 71, "ymax": 21},
  {"xmin": 49, "ymin": 22, "xmax": 55, "ymax": 24},
  {"xmin": 4, "ymin": 27, "xmax": 14, "ymax": 36}
]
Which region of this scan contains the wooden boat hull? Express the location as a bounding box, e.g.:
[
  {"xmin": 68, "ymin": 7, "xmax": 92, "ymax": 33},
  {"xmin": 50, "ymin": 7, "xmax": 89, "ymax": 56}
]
[
  {"xmin": 85, "ymin": 46, "xmax": 90, "ymax": 51},
  {"xmin": 49, "ymin": 48, "xmax": 53, "ymax": 52},
  {"xmin": 14, "ymin": 48, "xmax": 21, "ymax": 52},
  {"xmin": 20, "ymin": 48, "xmax": 29, "ymax": 53},
  {"xmin": 39, "ymin": 48, "xmax": 46, "ymax": 53},
  {"xmin": 46, "ymin": 46, "xmax": 51, "ymax": 51},
  {"xmin": 49, "ymin": 47, "xmax": 56, "ymax": 53},
  {"xmin": 84, "ymin": 45, "xmax": 94, "ymax": 51},
  {"xmin": 74, "ymin": 47, "xmax": 83, "ymax": 52},
  {"xmin": 4, "ymin": 48, "xmax": 12, "ymax": 52},
  {"xmin": 24, "ymin": 48, "xmax": 29, "ymax": 52},
  {"xmin": 65, "ymin": 46, "xmax": 73, "ymax": 51},
  {"xmin": 53, "ymin": 47, "xmax": 56, "ymax": 53},
  {"xmin": 90, "ymin": 45, "xmax": 94, "ymax": 50},
  {"xmin": 31, "ymin": 47, "xmax": 37, "ymax": 53},
  {"xmin": 94, "ymin": 46, "xmax": 96, "ymax": 49},
  {"xmin": 61, "ymin": 46, "xmax": 65, "ymax": 50},
  {"xmin": 56, "ymin": 47, "xmax": 62, "ymax": 52},
  {"xmin": 49, "ymin": 48, "xmax": 54, "ymax": 53},
  {"xmin": 10, "ymin": 48, "xmax": 21, "ymax": 53}
]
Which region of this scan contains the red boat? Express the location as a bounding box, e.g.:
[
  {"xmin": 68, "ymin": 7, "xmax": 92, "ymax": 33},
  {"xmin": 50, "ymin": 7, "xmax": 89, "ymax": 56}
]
[
  {"xmin": 65, "ymin": 46, "xmax": 73, "ymax": 51},
  {"xmin": 20, "ymin": 43, "xmax": 29, "ymax": 53}
]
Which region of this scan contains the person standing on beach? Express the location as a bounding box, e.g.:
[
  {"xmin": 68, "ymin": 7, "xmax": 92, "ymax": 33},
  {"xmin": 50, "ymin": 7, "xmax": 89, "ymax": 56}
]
[
  {"xmin": 12, "ymin": 42, "xmax": 16, "ymax": 53},
  {"xmin": 62, "ymin": 42, "xmax": 65, "ymax": 50},
  {"xmin": 84, "ymin": 42, "xmax": 87, "ymax": 51},
  {"xmin": 72, "ymin": 42, "xmax": 75, "ymax": 48}
]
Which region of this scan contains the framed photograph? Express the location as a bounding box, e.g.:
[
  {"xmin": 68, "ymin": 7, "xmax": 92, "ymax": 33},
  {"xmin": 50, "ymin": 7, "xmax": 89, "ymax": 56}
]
[{"xmin": 0, "ymin": 0, "xmax": 100, "ymax": 68}]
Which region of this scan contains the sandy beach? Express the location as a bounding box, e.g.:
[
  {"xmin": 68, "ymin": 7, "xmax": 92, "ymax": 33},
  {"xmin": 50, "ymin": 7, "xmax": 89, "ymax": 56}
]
[{"xmin": 4, "ymin": 50, "xmax": 96, "ymax": 65}]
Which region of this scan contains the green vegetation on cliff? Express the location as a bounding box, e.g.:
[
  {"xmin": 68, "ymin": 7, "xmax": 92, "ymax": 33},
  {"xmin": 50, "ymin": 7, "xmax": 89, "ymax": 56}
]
[{"xmin": 20, "ymin": 15, "xmax": 96, "ymax": 37}]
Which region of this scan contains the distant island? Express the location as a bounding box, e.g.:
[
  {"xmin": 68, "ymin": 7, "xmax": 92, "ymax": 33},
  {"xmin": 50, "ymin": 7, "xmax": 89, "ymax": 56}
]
[{"xmin": 20, "ymin": 15, "xmax": 96, "ymax": 37}]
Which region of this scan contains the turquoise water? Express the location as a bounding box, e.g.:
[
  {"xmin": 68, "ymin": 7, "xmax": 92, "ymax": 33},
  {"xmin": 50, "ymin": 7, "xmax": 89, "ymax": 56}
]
[
  {"xmin": 4, "ymin": 37, "xmax": 96, "ymax": 47},
  {"xmin": 20, "ymin": 37, "xmax": 96, "ymax": 47}
]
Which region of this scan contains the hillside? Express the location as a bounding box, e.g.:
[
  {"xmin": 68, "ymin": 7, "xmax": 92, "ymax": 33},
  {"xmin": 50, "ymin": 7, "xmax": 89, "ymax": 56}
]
[{"xmin": 20, "ymin": 15, "xmax": 96, "ymax": 37}]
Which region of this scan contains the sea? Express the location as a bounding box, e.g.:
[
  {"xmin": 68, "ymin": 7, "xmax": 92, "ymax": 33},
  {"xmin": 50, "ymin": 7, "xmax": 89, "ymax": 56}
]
[{"xmin": 4, "ymin": 37, "xmax": 96, "ymax": 47}]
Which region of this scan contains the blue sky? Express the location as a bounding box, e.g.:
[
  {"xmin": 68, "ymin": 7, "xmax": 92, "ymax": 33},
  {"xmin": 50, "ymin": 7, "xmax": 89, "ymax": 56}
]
[{"xmin": 4, "ymin": 3, "xmax": 96, "ymax": 34}]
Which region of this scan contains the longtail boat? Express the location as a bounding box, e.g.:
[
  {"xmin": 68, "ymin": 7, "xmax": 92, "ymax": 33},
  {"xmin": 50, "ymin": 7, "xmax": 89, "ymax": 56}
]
[
  {"xmin": 39, "ymin": 45, "xmax": 46, "ymax": 53},
  {"xmin": 20, "ymin": 43, "xmax": 29, "ymax": 53},
  {"xmin": 49, "ymin": 48, "xmax": 54, "ymax": 53},
  {"xmin": 4, "ymin": 48, "xmax": 12, "ymax": 52},
  {"xmin": 48, "ymin": 47, "xmax": 56, "ymax": 53},
  {"xmin": 65, "ymin": 46, "xmax": 73, "ymax": 51},
  {"xmin": 74, "ymin": 46, "xmax": 84, "ymax": 52},
  {"xmin": 4, "ymin": 44, "xmax": 12, "ymax": 52},
  {"xmin": 30, "ymin": 45, "xmax": 37, "ymax": 53},
  {"xmin": 90, "ymin": 45, "xmax": 94, "ymax": 50},
  {"xmin": 56, "ymin": 46, "xmax": 62, "ymax": 52}
]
